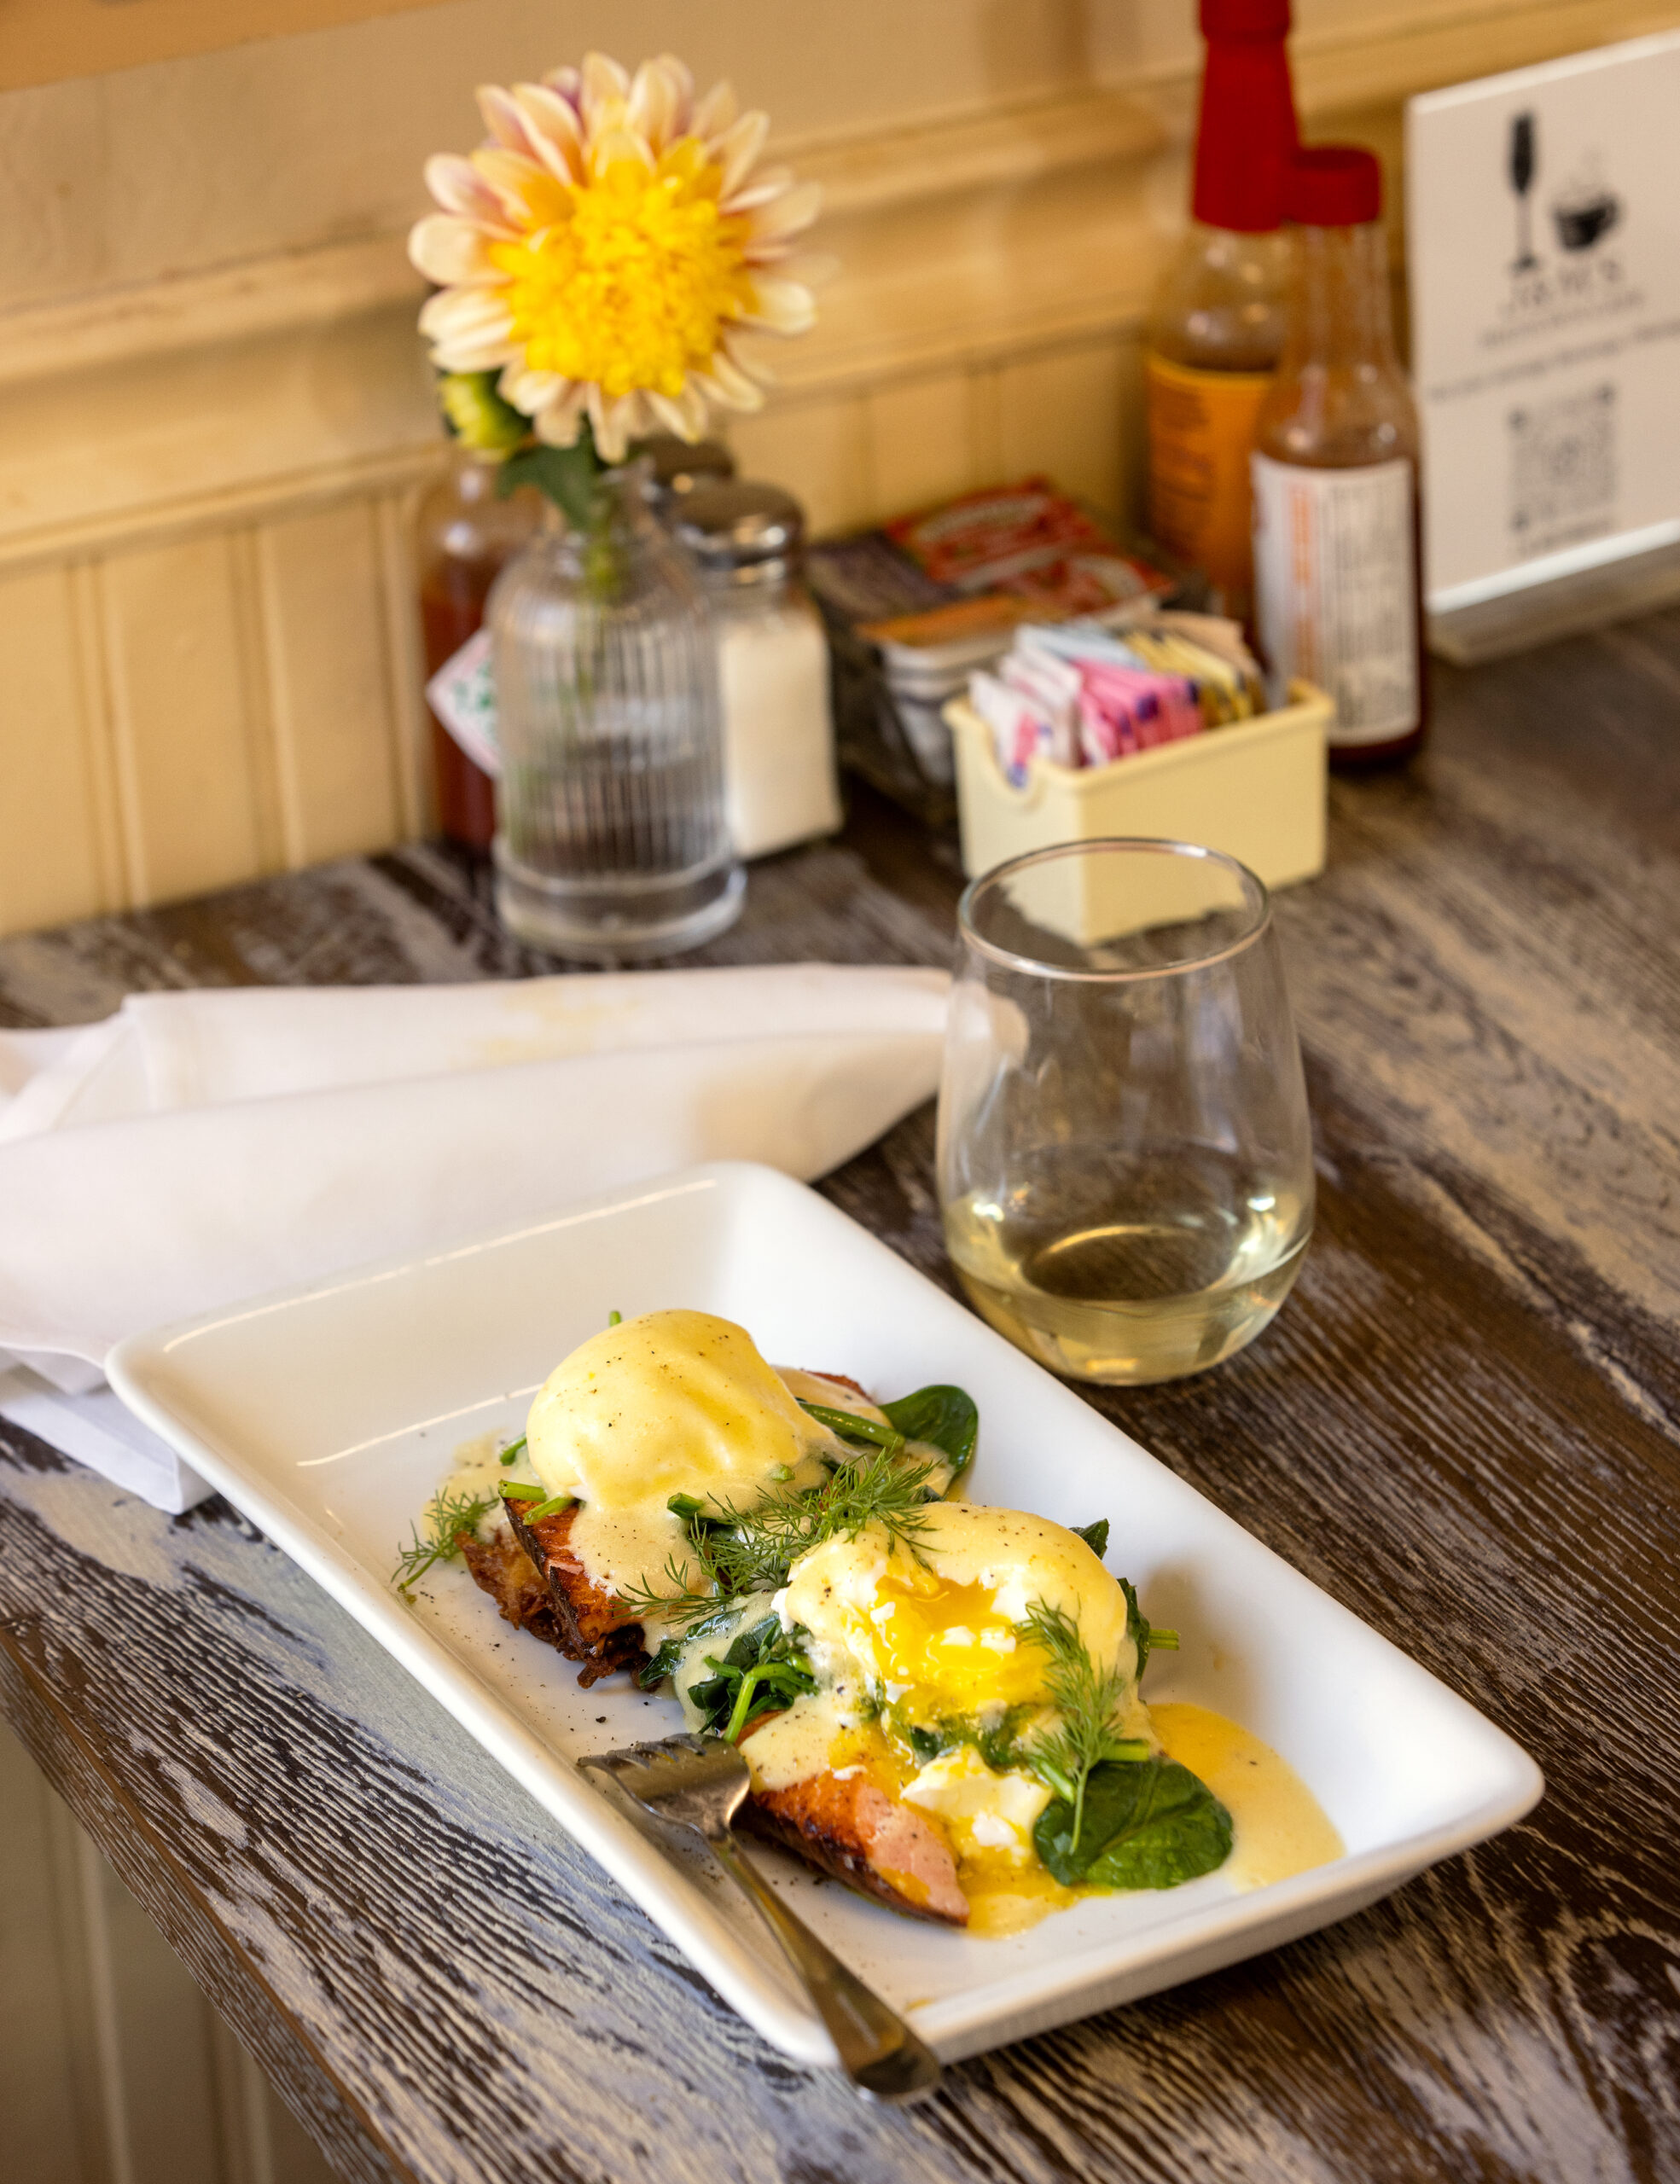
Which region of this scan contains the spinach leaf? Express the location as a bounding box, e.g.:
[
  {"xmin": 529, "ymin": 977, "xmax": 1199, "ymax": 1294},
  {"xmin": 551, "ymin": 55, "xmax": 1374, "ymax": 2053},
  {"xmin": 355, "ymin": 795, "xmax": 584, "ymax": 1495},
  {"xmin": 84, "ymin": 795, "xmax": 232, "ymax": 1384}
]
[
  {"xmin": 1033, "ymin": 1756, "xmax": 1232, "ymax": 1890},
  {"xmin": 1118, "ymin": 1575, "xmax": 1177, "ymax": 1674},
  {"xmin": 880, "ymin": 1385, "xmax": 979, "ymax": 1477},
  {"xmin": 1072, "ymin": 1519, "xmax": 1110, "ymax": 1560},
  {"xmin": 637, "ymin": 1641, "xmax": 682, "ymax": 1692},
  {"xmin": 682, "ymin": 1614, "xmax": 816, "ymax": 1743},
  {"xmin": 636, "ymin": 1600, "xmax": 743, "ymax": 1691}
]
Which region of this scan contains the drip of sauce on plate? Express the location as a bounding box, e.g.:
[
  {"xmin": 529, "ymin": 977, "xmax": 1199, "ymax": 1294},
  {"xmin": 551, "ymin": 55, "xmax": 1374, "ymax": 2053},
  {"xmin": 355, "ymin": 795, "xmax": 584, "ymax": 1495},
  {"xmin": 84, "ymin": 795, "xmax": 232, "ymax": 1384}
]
[
  {"xmin": 1152, "ymin": 1701, "xmax": 1343, "ymax": 1891},
  {"xmin": 967, "ymin": 1705, "xmax": 1343, "ymax": 1935}
]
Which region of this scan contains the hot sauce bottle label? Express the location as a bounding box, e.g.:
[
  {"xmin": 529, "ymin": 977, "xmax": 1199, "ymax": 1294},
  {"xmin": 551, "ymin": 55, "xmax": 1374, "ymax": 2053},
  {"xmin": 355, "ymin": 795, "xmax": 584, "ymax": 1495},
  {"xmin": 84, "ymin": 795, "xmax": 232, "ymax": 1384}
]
[
  {"xmin": 1251, "ymin": 453, "xmax": 1419, "ymax": 745},
  {"xmin": 424, "ymin": 628, "xmax": 502, "ymax": 779},
  {"xmin": 1145, "ymin": 353, "xmax": 1275, "ymax": 608}
]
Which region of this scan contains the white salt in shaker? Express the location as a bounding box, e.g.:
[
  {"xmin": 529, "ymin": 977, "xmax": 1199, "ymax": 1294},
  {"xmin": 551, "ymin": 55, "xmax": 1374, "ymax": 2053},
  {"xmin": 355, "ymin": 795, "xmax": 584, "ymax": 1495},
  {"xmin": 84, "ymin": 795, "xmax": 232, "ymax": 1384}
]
[{"xmin": 673, "ymin": 483, "xmax": 841, "ymax": 859}]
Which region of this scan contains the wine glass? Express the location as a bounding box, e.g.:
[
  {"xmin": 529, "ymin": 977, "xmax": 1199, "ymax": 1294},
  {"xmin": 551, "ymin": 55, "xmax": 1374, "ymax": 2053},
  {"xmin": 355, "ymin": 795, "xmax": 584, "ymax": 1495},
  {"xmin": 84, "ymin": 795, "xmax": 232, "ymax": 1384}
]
[{"xmin": 937, "ymin": 839, "xmax": 1315, "ymax": 1385}]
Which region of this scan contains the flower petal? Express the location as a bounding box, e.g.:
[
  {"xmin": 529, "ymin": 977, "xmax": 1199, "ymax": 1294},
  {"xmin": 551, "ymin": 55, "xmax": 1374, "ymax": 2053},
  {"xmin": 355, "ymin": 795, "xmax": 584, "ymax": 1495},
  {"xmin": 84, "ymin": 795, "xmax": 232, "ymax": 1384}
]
[
  {"xmin": 628, "ymin": 55, "xmax": 692, "ymax": 151},
  {"xmin": 423, "ymin": 153, "xmax": 516, "ymax": 231},
  {"xmin": 580, "ymin": 50, "xmax": 631, "ymax": 135},
  {"xmin": 720, "ymin": 332, "xmax": 779, "ymax": 386},
  {"xmin": 409, "ymin": 215, "xmax": 498, "ymax": 285},
  {"xmin": 425, "ymin": 328, "xmax": 521, "ymax": 372},
  {"xmin": 587, "ymin": 382, "xmax": 633, "ymax": 462},
  {"xmin": 695, "ymin": 373, "xmax": 763, "ymax": 416},
  {"xmin": 476, "ymin": 84, "xmax": 535, "ymax": 154},
  {"xmin": 470, "ymin": 147, "xmax": 571, "ymax": 227},
  {"xmin": 694, "ymin": 79, "xmax": 736, "ymax": 142},
  {"xmin": 419, "ymin": 286, "xmax": 514, "ymax": 341},
  {"xmin": 738, "ymin": 274, "xmax": 816, "ymax": 335},
  {"xmin": 500, "ymin": 365, "xmax": 569, "ymax": 415},
  {"xmin": 721, "ymin": 164, "xmax": 794, "ymax": 214},
  {"xmin": 740, "ymin": 179, "xmax": 823, "ymax": 245},
  {"xmin": 533, "ymin": 382, "xmax": 590, "ymax": 446},
  {"xmin": 645, "ymin": 381, "xmax": 710, "ymax": 439},
  {"xmin": 747, "ymin": 248, "xmax": 840, "ymax": 290},
  {"xmin": 512, "ymin": 83, "xmax": 586, "ymax": 182},
  {"xmin": 711, "ymin": 110, "xmax": 770, "ymax": 201},
  {"xmin": 543, "ymin": 65, "xmax": 583, "ymax": 110},
  {"xmin": 697, "ymin": 347, "xmax": 766, "ymax": 409}
]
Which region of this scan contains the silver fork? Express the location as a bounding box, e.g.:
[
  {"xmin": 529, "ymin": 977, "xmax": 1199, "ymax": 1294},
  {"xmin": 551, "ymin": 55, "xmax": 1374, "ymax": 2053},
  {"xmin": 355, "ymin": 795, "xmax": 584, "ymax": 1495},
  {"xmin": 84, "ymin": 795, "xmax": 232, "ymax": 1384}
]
[{"xmin": 580, "ymin": 1731, "xmax": 942, "ymax": 2103}]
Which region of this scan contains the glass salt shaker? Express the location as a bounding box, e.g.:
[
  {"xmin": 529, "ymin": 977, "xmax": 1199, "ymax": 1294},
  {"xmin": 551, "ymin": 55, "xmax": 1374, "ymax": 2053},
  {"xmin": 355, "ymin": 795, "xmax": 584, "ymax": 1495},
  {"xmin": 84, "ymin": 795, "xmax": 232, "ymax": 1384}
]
[
  {"xmin": 672, "ymin": 483, "xmax": 842, "ymax": 860},
  {"xmin": 487, "ymin": 466, "xmax": 744, "ymax": 962}
]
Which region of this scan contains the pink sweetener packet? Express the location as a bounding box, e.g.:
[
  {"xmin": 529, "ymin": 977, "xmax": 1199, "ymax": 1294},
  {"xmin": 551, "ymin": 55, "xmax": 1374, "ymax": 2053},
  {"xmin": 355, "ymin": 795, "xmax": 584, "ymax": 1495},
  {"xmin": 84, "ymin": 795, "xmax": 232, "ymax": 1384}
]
[
  {"xmin": 1008, "ymin": 640, "xmax": 1089, "ymax": 766},
  {"xmin": 1076, "ymin": 665, "xmax": 1205, "ymax": 763},
  {"xmin": 1078, "ymin": 682, "xmax": 1138, "ymax": 764}
]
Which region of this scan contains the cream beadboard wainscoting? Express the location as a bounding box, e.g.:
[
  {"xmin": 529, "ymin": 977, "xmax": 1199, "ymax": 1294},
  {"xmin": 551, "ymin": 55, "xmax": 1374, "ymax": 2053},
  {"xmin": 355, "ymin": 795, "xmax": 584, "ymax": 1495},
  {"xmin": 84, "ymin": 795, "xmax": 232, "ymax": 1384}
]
[{"xmin": 0, "ymin": 0, "xmax": 1675, "ymax": 943}]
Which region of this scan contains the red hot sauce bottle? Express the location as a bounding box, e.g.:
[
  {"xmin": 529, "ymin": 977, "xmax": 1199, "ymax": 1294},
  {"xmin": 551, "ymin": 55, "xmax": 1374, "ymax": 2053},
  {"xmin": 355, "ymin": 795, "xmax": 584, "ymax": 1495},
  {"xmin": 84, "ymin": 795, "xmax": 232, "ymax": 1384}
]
[
  {"xmin": 415, "ymin": 444, "xmax": 541, "ymax": 850},
  {"xmin": 1145, "ymin": 0, "xmax": 1299, "ymax": 629},
  {"xmin": 1251, "ymin": 147, "xmax": 1427, "ymax": 766}
]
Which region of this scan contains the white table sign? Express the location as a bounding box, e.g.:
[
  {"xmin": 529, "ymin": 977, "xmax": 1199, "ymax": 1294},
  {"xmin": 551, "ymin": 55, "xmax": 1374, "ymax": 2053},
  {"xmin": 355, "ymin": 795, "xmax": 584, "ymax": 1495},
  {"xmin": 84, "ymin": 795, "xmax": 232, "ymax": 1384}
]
[{"xmin": 1407, "ymin": 32, "xmax": 1680, "ymax": 613}]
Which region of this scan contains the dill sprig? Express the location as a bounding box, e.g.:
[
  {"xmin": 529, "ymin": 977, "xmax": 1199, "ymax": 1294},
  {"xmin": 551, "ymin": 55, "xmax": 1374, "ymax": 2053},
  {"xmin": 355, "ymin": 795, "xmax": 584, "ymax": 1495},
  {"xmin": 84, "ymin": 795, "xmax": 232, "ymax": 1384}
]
[
  {"xmin": 1015, "ymin": 1600, "xmax": 1150, "ymax": 1851},
  {"xmin": 392, "ymin": 1484, "xmax": 497, "ymax": 1596},
  {"xmin": 613, "ymin": 1443, "xmax": 943, "ymax": 1633}
]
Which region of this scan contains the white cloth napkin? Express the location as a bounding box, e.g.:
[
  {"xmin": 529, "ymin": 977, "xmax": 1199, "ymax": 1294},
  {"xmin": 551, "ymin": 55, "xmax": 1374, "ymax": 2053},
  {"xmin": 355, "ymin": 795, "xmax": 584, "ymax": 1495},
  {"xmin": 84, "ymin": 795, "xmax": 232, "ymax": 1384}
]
[{"xmin": 0, "ymin": 965, "xmax": 950, "ymax": 1510}]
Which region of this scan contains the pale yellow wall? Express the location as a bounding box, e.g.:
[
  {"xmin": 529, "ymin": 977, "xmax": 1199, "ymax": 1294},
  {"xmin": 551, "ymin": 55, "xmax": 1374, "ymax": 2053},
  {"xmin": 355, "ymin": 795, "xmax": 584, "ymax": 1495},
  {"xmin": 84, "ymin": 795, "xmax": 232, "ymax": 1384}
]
[
  {"xmin": 0, "ymin": 0, "xmax": 1675, "ymax": 936},
  {"xmin": 0, "ymin": 0, "xmax": 1127, "ymax": 306}
]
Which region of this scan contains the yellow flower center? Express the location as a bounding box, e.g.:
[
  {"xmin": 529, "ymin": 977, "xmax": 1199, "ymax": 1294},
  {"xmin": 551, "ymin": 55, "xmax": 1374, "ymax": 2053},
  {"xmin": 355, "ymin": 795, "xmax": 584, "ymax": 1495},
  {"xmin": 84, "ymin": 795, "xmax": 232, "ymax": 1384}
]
[{"xmin": 488, "ymin": 146, "xmax": 753, "ymax": 400}]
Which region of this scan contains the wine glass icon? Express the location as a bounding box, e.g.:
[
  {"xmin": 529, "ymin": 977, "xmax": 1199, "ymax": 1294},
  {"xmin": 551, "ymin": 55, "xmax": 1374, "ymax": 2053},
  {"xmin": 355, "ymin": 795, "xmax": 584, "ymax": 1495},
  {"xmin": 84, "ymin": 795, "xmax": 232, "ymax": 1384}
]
[{"xmin": 1509, "ymin": 111, "xmax": 1540, "ymax": 271}]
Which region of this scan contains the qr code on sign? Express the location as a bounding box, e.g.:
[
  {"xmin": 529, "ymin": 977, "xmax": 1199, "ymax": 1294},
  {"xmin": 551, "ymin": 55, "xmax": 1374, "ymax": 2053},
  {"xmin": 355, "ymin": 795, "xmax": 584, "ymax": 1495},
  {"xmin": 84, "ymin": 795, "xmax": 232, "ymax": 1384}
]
[{"xmin": 1508, "ymin": 385, "xmax": 1616, "ymax": 554}]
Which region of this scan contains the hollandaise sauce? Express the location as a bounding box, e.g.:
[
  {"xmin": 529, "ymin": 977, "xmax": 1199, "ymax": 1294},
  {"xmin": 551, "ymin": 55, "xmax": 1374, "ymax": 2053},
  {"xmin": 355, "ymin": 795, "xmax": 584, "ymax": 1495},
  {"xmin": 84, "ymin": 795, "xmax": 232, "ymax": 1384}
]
[
  {"xmin": 524, "ymin": 1310, "xmax": 840, "ymax": 1598},
  {"xmin": 959, "ymin": 1706, "xmax": 1341, "ymax": 1936},
  {"xmin": 1152, "ymin": 1702, "xmax": 1343, "ymax": 1891}
]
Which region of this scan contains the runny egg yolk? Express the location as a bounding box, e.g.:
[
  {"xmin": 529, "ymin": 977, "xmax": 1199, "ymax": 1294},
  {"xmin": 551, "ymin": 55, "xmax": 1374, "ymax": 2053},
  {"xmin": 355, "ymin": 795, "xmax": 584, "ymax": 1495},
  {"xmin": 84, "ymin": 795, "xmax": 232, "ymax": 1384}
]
[{"xmin": 868, "ymin": 1570, "xmax": 1049, "ymax": 1718}]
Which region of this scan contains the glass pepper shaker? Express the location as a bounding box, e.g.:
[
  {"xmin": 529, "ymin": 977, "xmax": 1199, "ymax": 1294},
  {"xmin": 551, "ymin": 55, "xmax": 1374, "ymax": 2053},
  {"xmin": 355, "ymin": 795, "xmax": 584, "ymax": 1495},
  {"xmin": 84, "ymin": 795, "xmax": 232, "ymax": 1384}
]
[{"xmin": 671, "ymin": 483, "xmax": 842, "ymax": 860}]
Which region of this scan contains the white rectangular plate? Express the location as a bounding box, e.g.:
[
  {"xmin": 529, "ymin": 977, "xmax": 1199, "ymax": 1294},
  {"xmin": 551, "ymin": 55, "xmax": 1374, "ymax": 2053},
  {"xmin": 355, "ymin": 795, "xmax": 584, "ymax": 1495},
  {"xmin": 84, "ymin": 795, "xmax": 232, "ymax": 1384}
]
[{"xmin": 110, "ymin": 1161, "xmax": 1543, "ymax": 2068}]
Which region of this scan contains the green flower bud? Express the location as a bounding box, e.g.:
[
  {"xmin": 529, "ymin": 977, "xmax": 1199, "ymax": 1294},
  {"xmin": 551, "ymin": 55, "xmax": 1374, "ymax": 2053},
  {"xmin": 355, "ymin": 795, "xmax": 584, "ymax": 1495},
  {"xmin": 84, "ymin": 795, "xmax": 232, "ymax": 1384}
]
[{"xmin": 437, "ymin": 371, "xmax": 528, "ymax": 454}]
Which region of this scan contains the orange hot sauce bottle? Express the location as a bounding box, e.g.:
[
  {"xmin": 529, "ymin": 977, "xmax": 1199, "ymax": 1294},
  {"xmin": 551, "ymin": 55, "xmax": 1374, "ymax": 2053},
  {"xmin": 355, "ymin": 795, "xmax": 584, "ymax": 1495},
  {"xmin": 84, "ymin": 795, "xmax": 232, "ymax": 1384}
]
[
  {"xmin": 1145, "ymin": 0, "xmax": 1299, "ymax": 628},
  {"xmin": 415, "ymin": 444, "xmax": 541, "ymax": 851},
  {"xmin": 1251, "ymin": 148, "xmax": 1427, "ymax": 767}
]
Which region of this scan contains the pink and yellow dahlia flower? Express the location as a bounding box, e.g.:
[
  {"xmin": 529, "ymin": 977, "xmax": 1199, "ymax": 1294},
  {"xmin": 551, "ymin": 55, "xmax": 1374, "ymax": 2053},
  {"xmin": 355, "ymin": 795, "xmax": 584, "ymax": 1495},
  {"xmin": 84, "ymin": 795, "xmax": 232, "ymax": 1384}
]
[{"xmin": 410, "ymin": 51, "xmax": 820, "ymax": 462}]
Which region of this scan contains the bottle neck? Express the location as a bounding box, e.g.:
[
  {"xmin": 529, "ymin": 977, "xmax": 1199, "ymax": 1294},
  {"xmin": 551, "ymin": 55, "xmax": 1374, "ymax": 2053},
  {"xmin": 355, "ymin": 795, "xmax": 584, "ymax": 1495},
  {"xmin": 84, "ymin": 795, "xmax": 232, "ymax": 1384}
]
[
  {"xmin": 445, "ymin": 443, "xmax": 507, "ymax": 498},
  {"xmin": 1191, "ymin": 35, "xmax": 1299, "ymax": 232},
  {"xmin": 1280, "ymin": 223, "xmax": 1397, "ymax": 372}
]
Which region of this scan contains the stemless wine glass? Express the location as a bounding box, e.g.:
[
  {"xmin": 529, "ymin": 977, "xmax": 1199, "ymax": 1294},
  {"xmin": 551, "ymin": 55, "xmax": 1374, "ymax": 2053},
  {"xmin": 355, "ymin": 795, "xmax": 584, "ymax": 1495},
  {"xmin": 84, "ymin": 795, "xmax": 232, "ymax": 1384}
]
[{"xmin": 937, "ymin": 839, "xmax": 1314, "ymax": 1385}]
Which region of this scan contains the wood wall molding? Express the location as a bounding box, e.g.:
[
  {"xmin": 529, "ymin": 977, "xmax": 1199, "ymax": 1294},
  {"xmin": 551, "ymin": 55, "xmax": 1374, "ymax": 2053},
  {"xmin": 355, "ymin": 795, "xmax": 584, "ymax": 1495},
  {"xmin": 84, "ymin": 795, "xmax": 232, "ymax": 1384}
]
[
  {"xmin": 0, "ymin": 0, "xmax": 460, "ymax": 96},
  {"xmin": 1, "ymin": 0, "xmax": 1676, "ymax": 937}
]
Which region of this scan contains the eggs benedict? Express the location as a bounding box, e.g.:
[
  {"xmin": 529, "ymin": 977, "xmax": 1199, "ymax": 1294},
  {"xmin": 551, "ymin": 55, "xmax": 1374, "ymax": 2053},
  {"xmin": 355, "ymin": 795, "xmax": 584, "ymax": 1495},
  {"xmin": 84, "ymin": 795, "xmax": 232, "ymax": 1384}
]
[{"xmin": 404, "ymin": 1307, "xmax": 1247, "ymax": 1929}]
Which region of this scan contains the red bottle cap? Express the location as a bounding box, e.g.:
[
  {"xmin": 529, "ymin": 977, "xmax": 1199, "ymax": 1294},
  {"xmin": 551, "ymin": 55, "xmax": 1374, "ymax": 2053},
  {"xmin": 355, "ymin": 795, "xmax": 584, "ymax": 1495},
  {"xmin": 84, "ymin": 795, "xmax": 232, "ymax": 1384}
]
[
  {"xmin": 1287, "ymin": 146, "xmax": 1381, "ymax": 226},
  {"xmin": 1190, "ymin": 0, "xmax": 1299, "ymax": 232}
]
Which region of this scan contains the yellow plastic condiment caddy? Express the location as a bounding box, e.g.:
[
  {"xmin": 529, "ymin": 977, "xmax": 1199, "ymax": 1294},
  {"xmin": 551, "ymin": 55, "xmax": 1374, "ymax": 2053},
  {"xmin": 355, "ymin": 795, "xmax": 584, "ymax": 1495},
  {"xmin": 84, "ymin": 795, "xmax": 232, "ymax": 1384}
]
[{"xmin": 944, "ymin": 681, "xmax": 1331, "ymax": 891}]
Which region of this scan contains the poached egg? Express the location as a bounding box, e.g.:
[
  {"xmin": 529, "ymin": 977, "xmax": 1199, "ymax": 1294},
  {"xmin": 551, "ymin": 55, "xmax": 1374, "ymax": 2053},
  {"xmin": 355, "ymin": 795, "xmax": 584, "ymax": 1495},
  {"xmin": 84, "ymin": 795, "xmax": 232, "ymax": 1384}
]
[
  {"xmin": 524, "ymin": 1310, "xmax": 846, "ymax": 1599},
  {"xmin": 735, "ymin": 1503, "xmax": 1153, "ymax": 1920}
]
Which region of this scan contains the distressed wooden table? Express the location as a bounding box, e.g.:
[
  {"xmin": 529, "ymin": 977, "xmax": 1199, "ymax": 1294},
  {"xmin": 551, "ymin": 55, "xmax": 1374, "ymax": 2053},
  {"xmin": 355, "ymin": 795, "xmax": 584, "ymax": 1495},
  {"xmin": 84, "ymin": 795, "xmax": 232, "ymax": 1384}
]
[{"xmin": 3, "ymin": 609, "xmax": 1678, "ymax": 2184}]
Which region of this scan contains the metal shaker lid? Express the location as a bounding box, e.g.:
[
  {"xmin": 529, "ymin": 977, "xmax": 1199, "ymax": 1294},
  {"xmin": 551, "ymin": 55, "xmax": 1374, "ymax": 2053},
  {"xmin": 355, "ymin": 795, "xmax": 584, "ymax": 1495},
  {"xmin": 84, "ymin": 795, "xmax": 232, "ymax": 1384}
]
[
  {"xmin": 631, "ymin": 434, "xmax": 736, "ymax": 502},
  {"xmin": 672, "ymin": 481, "xmax": 807, "ymax": 584}
]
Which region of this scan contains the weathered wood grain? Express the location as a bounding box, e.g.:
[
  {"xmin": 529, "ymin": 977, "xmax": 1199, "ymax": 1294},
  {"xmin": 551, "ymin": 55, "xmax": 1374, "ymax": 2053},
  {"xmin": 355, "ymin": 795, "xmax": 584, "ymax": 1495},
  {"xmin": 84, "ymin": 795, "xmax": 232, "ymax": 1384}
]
[{"xmin": 2, "ymin": 607, "xmax": 1678, "ymax": 2183}]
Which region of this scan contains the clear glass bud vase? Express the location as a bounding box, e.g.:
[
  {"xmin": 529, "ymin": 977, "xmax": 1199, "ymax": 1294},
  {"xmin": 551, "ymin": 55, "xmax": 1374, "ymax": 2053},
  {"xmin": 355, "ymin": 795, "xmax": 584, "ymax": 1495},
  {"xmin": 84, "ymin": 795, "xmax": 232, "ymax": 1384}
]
[{"xmin": 487, "ymin": 468, "xmax": 744, "ymax": 962}]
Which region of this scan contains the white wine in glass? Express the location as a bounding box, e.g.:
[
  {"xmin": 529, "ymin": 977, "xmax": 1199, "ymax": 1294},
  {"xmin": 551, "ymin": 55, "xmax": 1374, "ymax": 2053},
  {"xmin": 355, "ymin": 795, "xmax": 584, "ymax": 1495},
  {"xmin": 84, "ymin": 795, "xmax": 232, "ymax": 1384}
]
[{"xmin": 938, "ymin": 841, "xmax": 1315, "ymax": 1386}]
